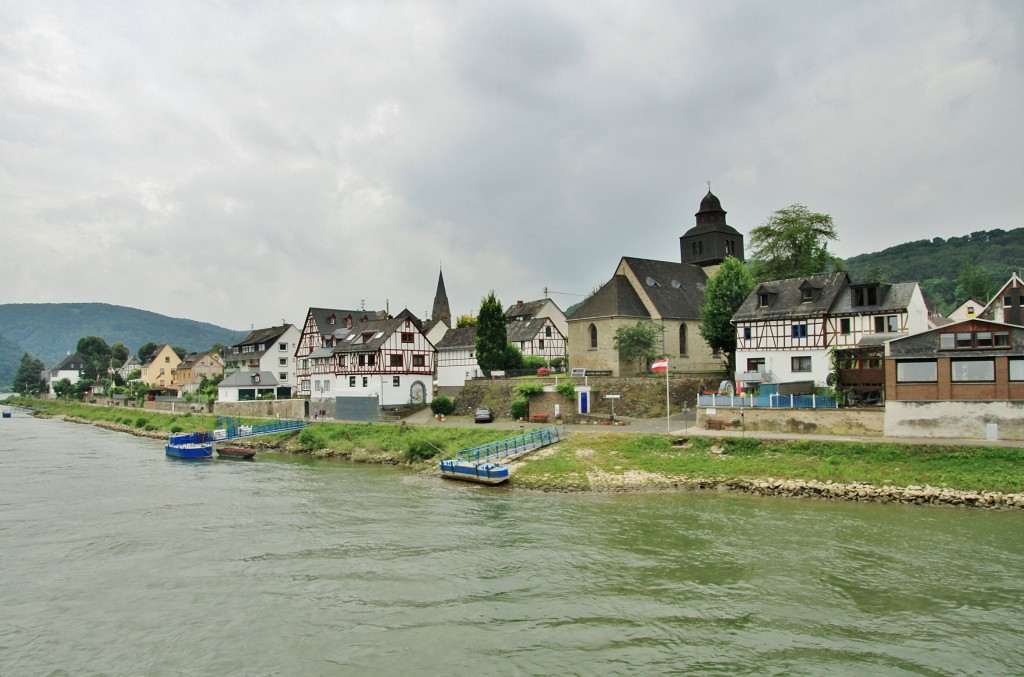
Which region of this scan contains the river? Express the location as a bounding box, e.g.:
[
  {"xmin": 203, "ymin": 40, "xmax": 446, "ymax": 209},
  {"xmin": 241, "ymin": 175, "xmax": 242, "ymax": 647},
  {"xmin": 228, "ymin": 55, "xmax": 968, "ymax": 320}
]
[{"xmin": 1, "ymin": 414, "xmax": 1022, "ymax": 675}]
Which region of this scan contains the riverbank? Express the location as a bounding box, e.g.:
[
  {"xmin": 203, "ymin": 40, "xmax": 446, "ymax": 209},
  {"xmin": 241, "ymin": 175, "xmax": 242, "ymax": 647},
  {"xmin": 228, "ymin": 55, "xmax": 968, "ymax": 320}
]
[{"xmin": 25, "ymin": 399, "xmax": 1024, "ymax": 509}]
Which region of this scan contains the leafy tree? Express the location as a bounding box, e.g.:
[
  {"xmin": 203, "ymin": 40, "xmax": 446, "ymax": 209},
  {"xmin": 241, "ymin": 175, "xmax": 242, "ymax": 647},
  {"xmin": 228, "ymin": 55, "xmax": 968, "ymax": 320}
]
[
  {"xmin": 613, "ymin": 321, "xmax": 661, "ymax": 374},
  {"xmin": 699, "ymin": 256, "xmax": 755, "ymax": 374},
  {"xmin": 52, "ymin": 378, "xmax": 75, "ymax": 401},
  {"xmin": 138, "ymin": 342, "xmax": 159, "ymax": 364},
  {"xmin": 455, "ymin": 314, "xmax": 477, "ymax": 328},
  {"xmin": 475, "ymin": 291, "xmax": 508, "ymax": 373},
  {"xmin": 13, "ymin": 353, "xmax": 46, "ymax": 396},
  {"xmin": 110, "ymin": 342, "xmax": 130, "ymax": 367},
  {"xmin": 748, "ymin": 204, "xmax": 840, "ymax": 282},
  {"xmin": 955, "ymin": 261, "xmax": 997, "ymax": 305},
  {"xmin": 76, "ymin": 336, "xmax": 112, "ymax": 380},
  {"xmin": 503, "ymin": 343, "xmax": 524, "ymax": 370},
  {"xmin": 172, "ymin": 346, "xmax": 188, "ymax": 359}
]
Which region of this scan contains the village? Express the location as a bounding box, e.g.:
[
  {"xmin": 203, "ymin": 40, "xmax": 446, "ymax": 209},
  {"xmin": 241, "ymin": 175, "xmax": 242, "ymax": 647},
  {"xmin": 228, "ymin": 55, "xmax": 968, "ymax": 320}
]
[{"xmin": 35, "ymin": 189, "xmax": 1024, "ymax": 442}]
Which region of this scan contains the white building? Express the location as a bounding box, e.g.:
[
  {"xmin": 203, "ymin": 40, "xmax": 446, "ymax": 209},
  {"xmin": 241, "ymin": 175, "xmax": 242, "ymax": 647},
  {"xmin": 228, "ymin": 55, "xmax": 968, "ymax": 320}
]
[{"xmin": 223, "ymin": 324, "xmax": 301, "ymax": 396}]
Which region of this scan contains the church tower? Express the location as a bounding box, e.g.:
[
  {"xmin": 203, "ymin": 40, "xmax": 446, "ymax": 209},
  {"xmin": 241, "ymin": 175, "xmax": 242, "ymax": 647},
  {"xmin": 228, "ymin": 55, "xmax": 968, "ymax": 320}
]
[
  {"xmin": 431, "ymin": 268, "xmax": 452, "ymax": 328},
  {"xmin": 679, "ymin": 189, "xmax": 744, "ymax": 271}
]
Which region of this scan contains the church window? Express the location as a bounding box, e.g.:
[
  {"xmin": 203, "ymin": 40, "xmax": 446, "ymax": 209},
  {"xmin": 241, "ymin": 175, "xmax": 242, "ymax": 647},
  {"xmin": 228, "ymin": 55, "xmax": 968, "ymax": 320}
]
[
  {"xmin": 679, "ymin": 325, "xmax": 687, "ymax": 356},
  {"xmin": 698, "ymin": 241, "xmax": 704, "ymax": 255},
  {"xmin": 589, "ymin": 324, "xmax": 598, "ymax": 349}
]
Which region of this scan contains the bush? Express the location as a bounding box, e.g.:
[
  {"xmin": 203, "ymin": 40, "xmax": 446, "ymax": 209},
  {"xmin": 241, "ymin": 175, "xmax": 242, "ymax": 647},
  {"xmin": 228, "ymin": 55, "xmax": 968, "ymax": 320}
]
[
  {"xmin": 144, "ymin": 424, "xmax": 158, "ymax": 431},
  {"xmin": 430, "ymin": 396, "xmax": 455, "ymax": 416},
  {"xmin": 170, "ymin": 425, "xmax": 183, "ymax": 433},
  {"xmin": 555, "ymin": 380, "xmax": 576, "ymax": 400},
  {"xmin": 510, "ymin": 397, "xmax": 529, "ymax": 420},
  {"xmin": 403, "ymin": 437, "xmax": 441, "ymax": 461},
  {"xmin": 550, "ymin": 357, "xmax": 564, "ymax": 371},
  {"xmin": 522, "ymin": 355, "xmax": 547, "ymax": 370},
  {"xmin": 515, "ymin": 382, "xmax": 544, "ymax": 397},
  {"xmin": 134, "ymin": 417, "xmax": 148, "ymax": 428}
]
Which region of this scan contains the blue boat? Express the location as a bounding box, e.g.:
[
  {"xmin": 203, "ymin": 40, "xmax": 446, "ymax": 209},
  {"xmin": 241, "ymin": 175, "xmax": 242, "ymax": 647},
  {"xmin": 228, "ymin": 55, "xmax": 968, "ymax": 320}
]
[
  {"xmin": 165, "ymin": 431, "xmax": 213, "ymax": 459},
  {"xmin": 439, "ymin": 459, "xmax": 509, "ymax": 484},
  {"xmin": 2, "ymin": 410, "xmax": 11, "ymax": 419}
]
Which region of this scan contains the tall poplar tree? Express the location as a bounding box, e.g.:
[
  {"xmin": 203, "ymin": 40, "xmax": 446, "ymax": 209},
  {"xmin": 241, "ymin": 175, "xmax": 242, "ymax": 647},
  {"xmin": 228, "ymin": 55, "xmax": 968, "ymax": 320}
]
[
  {"xmin": 699, "ymin": 256, "xmax": 754, "ymax": 374},
  {"xmin": 475, "ymin": 291, "xmax": 508, "ymax": 373}
]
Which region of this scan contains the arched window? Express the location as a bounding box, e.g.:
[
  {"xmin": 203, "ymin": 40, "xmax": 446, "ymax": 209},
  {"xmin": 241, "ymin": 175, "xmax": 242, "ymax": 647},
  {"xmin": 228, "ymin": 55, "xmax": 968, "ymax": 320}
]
[
  {"xmin": 589, "ymin": 324, "xmax": 598, "ymax": 348},
  {"xmin": 698, "ymin": 241, "xmax": 704, "ymax": 255},
  {"xmin": 679, "ymin": 324, "xmax": 687, "ymax": 356}
]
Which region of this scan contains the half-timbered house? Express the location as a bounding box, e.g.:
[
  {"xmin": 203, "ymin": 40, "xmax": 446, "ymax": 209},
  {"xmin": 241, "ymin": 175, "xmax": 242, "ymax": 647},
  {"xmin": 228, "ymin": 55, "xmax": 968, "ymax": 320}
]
[
  {"xmin": 315, "ymin": 316, "xmax": 435, "ymax": 408},
  {"xmin": 435, "ymin": 326, "xmax": 482, "ymax": 387},
  {"xmin": 295, "ymin": 307, "xmax": 386, "ymax": 397},
  {"xmin": 978, "ymin": 272, "xmax": 1024, "ymax": 326},
  {"xmin": 505, "ymin": 298, "xmax": 568, "ymax": 341},
  {"xmin": 507, "ymin": 317, "xmax": 567, "ymax": 364}
]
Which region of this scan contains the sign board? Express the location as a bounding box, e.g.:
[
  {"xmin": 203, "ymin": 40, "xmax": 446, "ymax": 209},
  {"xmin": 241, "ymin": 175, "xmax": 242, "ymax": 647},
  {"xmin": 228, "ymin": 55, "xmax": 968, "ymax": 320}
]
[
  {"xmin": 570, "ymin": 368, "xmax": 587, "ymax": 377},
  {"xmin": 604, "ymin": 394, "xmax": 620, "ymax": 399}
]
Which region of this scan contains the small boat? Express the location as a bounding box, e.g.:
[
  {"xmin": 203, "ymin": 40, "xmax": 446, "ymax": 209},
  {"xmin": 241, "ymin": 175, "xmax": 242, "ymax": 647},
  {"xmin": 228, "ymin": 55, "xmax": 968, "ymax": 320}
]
[
  {"xmin": 165, "ymin": 431, "xmax": 213, "ymax": 459},
  {"xmin": 2, "ymin": 410, "xmax": 11, "ymax": 419},
  {"xmin": 217, "ymin": 446, "xmax": 256, "ymax": 460},
  {"xmin": 439, "ymin": 459, "xmax": 509, "ymax": 484}
]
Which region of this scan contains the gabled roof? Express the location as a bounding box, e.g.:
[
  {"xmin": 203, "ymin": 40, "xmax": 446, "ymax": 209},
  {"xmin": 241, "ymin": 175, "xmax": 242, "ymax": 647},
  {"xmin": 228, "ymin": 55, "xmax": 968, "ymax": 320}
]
[
  {"xmin": 435, "ymin": 326, "xmax": 477, "ymax": 350},
  {"xmin": 219, "ymin": 370, "xmax": 280, "ymax": 387},
  {"xmin": 505, "ymin": 298, "xmax": 563, "ymax": 320},
  {"xmin": 306, "ymin": 307, "xmax": 385, "ymax": 335},
  {"xmin": 620, "ymin": 257, "xmax": 710, "ymax": 319},
  {"xmin": 53, "ymin": 353, "xmax": 84, "ymax": 371},
  {"xmin": 232, "ymin": 324, "xmax": 293, "ymax": 350},
  {"xmin": 829, "ymin": 281, "xmax": 920, "ymax": 315},
  {"xmin": 506, "ymin": 317, "xmax": 551, "ymax": 342},
  {"xmin": 331, "ymin": 317, "xmax": 407, "ymax": 354},
  {"xmin": 568, "ymin": 274, "xmax": 650, "ymax": 320},
  {"xmin": 733, "ymin": 272, "xmax": 848, "ymax": 322}
]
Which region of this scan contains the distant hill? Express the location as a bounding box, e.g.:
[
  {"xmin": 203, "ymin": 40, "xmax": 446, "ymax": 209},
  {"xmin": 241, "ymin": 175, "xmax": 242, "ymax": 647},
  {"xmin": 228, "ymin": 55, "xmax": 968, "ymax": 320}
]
[
  {"xmin": 0, "ymin": 303, "xmax": 247, "ymax": 387},
  {"xmin": 844, "ymin": 228, "xmax": 1024, "ymax": 314}
]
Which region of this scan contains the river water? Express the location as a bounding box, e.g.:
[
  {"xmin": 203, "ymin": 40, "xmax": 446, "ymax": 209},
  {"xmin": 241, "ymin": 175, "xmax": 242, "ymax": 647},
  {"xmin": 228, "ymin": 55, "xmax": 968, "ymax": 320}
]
[{"xmin": 2, "ymin": 414, "xmax": 1022, "ymax": 676}]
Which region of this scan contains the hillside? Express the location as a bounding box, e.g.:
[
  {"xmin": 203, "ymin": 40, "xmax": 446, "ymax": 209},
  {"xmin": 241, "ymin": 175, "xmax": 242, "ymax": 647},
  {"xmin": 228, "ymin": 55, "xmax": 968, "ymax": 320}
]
[
  {"xmin": 844, "ymin": 228, "xmax": 1024, "ymax": 314},
  {"xmin": 0, "ymin": 303, "xmax": 246, "ymax": 386}
]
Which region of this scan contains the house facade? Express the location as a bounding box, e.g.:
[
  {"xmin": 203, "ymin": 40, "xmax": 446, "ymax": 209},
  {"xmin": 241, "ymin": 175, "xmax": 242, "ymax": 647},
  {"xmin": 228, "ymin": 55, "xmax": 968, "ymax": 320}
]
[
  {"xmin": 140, "ymin": 344, "xmax": 182, "ymax": 388},
  {"xmin": 884, "ymin": 318, "xmax": 1024, "ymax": 439},
  {"xmin": 222, "ymin": 324, "xmax": 301, "ymax": 396},
  {"xmin": 733, "ymin": 273, "xmax": 930, "ymax": 395},
  {"xmin": 567, "ymin": 190, "xmax": 740, "ymax": 376},
  {"xmin": 295, "ymin": 307, "xmax": 386, "ymax": 397},
  {"xmin": 505, "ymin": 298, "xmax": 568, "ymax": 341},
  {"xmin": 217, "ymin": 370, "xmax": 281, "ymax": 402},
  {"xmin": 978, "ymin": 273, "xmax": 1024, "ymax": 325},
  {"xmin": 47, "ymin": 353, "xmax": 85, "ymax": 396},
  {"xmin": 507, "ymin": 317, "xmax": 567, "ymax": 364},
  {"xmin": 172, "ymin": 351, "xmax": 225, "ymax": 394},
  {"xmin": 304, "ymin": 316, "xmax": 435, "ymax": 408},
  {"xmin": 435, "ymin": 327, "xmax": 482, "ymax": 387}
]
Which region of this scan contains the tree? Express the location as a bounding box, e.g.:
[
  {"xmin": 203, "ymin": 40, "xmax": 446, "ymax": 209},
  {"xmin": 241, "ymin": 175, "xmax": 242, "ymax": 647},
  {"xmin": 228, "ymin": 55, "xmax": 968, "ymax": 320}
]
[
  {"xmin": 955, "ymin": 261, "xmax": 997, "ymax": 305},
  {"xmin": 13, "ymin": 353, "xmax": 46, "ymax": 396},
  {"xmin": 475, "ymin": 291, "xmax": 508, "ymax": 373},
  {"xmin": 699, "ymin": 256, "xmax": 755, "ymax": 374},
  {"xmin": 52, "ymin": 378, "xmax": 75, "ymax": 401},
  {"xmin": 455, "ymin": 314, "xmax": 477, "ymax": 328},
  {"xmin": 172, "ymin": 346, "xmax": 188, "ymax": 359},
  {"xmin": 138, "ymin": 342, "xmax": 159, "ymax": 364},
  {"xmin": 76, "ymin": 336, "xmax": 112, "ymax": 381},
  {"xmin": 748, "ymin": 204, "xmax": 840, "ymax": 282},
  {"xmin": 613, "ymin": 321, "xmax": 661, "ymax": 374},
  {"xmin": 110, "ymin": 342, "xmax": 130, "ymax": 367}
]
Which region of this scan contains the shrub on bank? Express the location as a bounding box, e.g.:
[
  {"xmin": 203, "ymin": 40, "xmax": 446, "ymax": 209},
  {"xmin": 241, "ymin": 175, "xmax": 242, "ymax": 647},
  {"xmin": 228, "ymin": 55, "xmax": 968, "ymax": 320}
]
[{"xmin": 430, "ymin": 396, "xmax": 455, "ymax": 416}]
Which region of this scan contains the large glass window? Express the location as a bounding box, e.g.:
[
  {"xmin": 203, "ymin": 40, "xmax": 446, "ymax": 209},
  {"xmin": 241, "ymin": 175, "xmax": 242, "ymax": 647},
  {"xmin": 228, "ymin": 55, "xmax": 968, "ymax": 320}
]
[
  {"xmin": 791, "ymin": 324, "xmax": 808, "ymax": 339},
  {"xmin": 951, "ymin": 359, "xmax": 995, "ymax": 382},
  {"xmin": 1010, "ymin": 359, "xmax": 1024, "ymax": 381},
  {"xmin": 896, "ymin": 361, "xmax": 937, "ymax": 382},
  {"xmin": 589, "ymin": 324, "xmax": 597, "ymax": 348},
  {"xmin": 679, "ymin": 325, "xmax": 688, "ymax": 355},
  {"xmin": 791, "ymin": 356, "xmax": 811, "ymax": 372}
]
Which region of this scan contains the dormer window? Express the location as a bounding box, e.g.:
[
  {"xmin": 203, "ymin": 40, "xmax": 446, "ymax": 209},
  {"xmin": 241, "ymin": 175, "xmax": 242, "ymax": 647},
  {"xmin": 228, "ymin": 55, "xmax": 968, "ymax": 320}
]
[
  {"xmin": 802, "ymin": 288, "xmax": 813, "ymax": 302},
  {"xmin": 328, "ymin": 314, "xmax": 336, "ymax": 325},
  {"xmin": 252, "ymin": 373, "xmax": 261, "ymax": 383},
  {"xmin": 758, "ymin": 293, "xmax": 769, "ymax": 308}
]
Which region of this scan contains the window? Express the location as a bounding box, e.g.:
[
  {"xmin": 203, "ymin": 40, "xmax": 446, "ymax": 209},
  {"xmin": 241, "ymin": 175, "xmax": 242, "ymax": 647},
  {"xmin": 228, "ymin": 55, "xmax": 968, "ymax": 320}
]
[
  {"xmin": 1010, "ymin": 359, "xmax": 1024, "ymax": 381},
  {"xmin": 742, "ymin": 327, "xmax": 751, "ymax": 341},
  {"xmin": 791, "ymin": 356, "xmax": 812, "ymax": 372},
  {"xmin": 349, "ymin": 376, "xmax": 356, "ymax": 387},
  {"xmin": 301, "ymin": 379, "xmax": 310, "ymax": 391},
  {"xmin": 897, "ymin": 360, "xmax": 937, "ymax": 382},
  {"xmin": 337, "ymin": 355, "xmax": 346, "ymax": 367},
  {"xmin": 390, "ymin": 354, "xmax": 403, "ymax": 367},
  {"xmin": 393, "ymin": 376, "xmax": 400, "ymax": 387},
  {"xmin": 758, "ymin": 293, "xmax": 769, "ymax": 308},
  {"xmin": 939, "ymin": 333, "xmax": 955, "ymax": 349},
  {"xmin": 951, "ymin": 359, "xmax": 995, "ymax": 382},
  {"xmin": 538, "ymin": 339, "xmax": 545, "ymax": 350},
  {"xmin": 589, "ymin": 324, "xmax": 597, "ymax": 349},
  {"xmin": 165, "ymin": 356, "xmax": 170, "ymax": 363},
  {"xmin": 279, "ymin": 342, "xmax": 288, "ymax": 351},
  {"xmin": 401, "ymin": 332, "xmax": 414, "ymax": 343},
  {"xmin": 801, "ymin": 287, "xmax": 813, "ymax": 302},
  {"xmin": 358, "ymin": 355, "xmax": 365, "ymax": 366},
  {"xmin": 301, "ymin": 359, "xmax": 308, "ymax": 369},
  {"xmin": 995, "ymin": 332, "xmax": 1010, "ymax": 347},
  {"xmin": 362, "ymin": 377, "xmax": 369, "ymax": 387},
  {"xmin": 886, "ymin": 315, "xmax": 898, "ymax": 332},
  {"xmin": 545, "ymin": 326, "xmax": 552, "ymax": 337},
  {"xmin": 840, "ymin": 318, "xmax": 851, "ymax": 335},
  {"xmin": 368, "ymin": 355, "xmax": 375, "ymax": 366},
  {"xmin": 747, "ymin": 358, "xmax": 765, "ymax": 373},
  {"xmin": 956, "ymin": 332, "xmax": 973, "ymax": 348},
  {"xmin": 874, "ymin": 316, "xmax": 885, "ymax": 333},
  {"xmin": 413, "ymin": 355, "xmax": 425, "ymax": 367},
  {"xmin": 976, "ymin": 331, "xmax": 993, "ymax": 347},
  {"xmin": 279, "ymin": 357, "xmax": 287, "ymax": 366},
  {"xmin": 791, "ymin": 324, "xmax": 808, "ymax": 339},
  {"xmin": 279, "ymin": 373, "xmax": 287, "ymax": 381}
]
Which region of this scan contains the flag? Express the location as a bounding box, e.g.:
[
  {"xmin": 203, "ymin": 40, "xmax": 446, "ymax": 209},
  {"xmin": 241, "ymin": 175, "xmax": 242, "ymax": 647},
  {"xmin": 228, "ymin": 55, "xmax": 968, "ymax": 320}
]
[{"xmin": 651, "ymin": 358, "xmax": 668, "ymax": 372}]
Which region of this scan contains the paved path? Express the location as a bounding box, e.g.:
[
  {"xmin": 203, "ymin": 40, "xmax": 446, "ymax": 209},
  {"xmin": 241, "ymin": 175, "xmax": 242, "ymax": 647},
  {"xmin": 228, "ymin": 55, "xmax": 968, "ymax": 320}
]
[{"xmin": 400, "ymin": 407, "xmax": 1024, "ymax": 448}]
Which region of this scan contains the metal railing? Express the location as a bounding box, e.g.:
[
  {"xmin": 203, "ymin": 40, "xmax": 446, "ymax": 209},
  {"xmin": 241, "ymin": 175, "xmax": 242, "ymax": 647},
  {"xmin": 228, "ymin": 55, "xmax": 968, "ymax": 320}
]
[
  {"xmin": 456, "ymin": 426, "xmax": 566, "ymax": 463},
  {"xmin": 697, "ymin": 393, "xmax": 838, "ymax": 409}
]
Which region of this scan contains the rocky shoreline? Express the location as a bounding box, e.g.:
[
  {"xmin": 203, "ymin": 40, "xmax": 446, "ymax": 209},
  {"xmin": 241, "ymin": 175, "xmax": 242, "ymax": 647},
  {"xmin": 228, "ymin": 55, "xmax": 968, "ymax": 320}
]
[{"xmin": 60, "ymin": 415, "xmax": 1023, "ymax": 510}]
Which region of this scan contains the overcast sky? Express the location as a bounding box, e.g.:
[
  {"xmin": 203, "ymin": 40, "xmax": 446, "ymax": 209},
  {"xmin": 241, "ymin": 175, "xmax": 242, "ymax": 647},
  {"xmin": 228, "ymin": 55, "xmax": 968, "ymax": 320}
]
[{"xmin": 1, "ymin": 1, "xmax": 1021, "ymax": 331}]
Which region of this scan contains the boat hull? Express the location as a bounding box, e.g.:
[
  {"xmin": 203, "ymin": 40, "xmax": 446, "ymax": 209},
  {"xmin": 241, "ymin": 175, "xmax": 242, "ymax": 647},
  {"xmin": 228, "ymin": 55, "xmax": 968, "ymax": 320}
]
[
  {"xmin": 165, "ymin": 443, "xmax": 213, "ymax": 459},
  {"xmin": 439, "ymin": 460, "xmax": 509, "ymax": 484},
  {"xmin": 217, "ymin": 447, "xmax": 256, "ymax": 460}
]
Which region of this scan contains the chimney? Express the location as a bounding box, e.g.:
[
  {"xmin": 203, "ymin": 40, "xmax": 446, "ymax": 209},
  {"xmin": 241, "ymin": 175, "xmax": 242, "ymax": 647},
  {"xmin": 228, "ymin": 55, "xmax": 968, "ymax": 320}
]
[{"xmin": 516, "ymin": 300, "xmax": 524, "ymax": 308}]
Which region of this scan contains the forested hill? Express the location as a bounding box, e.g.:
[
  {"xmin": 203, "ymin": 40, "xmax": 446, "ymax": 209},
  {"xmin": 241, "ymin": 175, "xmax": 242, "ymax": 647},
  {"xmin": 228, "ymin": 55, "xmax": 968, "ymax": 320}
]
[
  {"xmin": 843, "ymin": 228, "xmax": 1024, "ymax": 314},
  {"xmin": 0, "ymin": 303, "xmax": 246, "ymax": 387}
]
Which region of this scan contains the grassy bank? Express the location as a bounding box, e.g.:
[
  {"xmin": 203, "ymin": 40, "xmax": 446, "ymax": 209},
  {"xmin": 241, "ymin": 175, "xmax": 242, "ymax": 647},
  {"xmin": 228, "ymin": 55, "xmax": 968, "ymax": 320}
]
[{"xmin": 15, "ymin": 399, "xmax": 1024, "ymax": 496}]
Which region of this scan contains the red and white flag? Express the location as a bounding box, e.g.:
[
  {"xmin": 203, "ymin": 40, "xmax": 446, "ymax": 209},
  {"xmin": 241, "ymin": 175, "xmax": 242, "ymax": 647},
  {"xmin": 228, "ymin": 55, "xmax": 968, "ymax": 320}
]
[{"xmin": 650, "ymin": 358, "xmax": 668, "ymax": 372}]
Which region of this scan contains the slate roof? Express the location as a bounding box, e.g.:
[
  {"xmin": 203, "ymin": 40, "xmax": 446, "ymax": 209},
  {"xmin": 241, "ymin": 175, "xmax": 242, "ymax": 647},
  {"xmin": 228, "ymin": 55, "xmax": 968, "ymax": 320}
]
[
  {"xmin": 219, "ymin": 370, "xmax": 280, "ymax": 387},
  {"xmin": 732, "ymin": 271, "xmax": 849, "ymax": 322},
  {"xmin": 621, "ymin": 257, "xmax": 710, "ymax": 319},
  {"xmin": 435, "ymin": 326, "xmax": 477, "ymax": 350},
  {"xmin": 53, "ymin": 353, "xmax": 84, "ymax": 371},
  {"xmin": 829, "ymin": 282, "xmax": 919, "ymax": 315},
  {"xmin": 307, "ymin": 307, "xmax": 385, "ymax": 336},
  {"xmin": 331, "ymin": 317, "xmax": 407, "ymax": 354},
  {"xmin": 505, "ymin": 299, "xmax": 550, "ymax": 320},
  {"xmin": 506, "ymin": 318, "xmax": 550, "ymax": 342},
  {"xmin": 568, "ymin": 274, "xmax": 650, "ymax": 320},
  {"xmin": 230, "ymin": 325, "xmax": 293, "ymax": 358}
]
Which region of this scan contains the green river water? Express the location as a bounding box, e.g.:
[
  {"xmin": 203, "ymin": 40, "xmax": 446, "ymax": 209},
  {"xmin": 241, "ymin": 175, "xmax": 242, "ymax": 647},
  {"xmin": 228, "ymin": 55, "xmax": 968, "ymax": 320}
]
[{"xmin": 1, "ymin": 414, "xmax": 1022, "ymax": 676}]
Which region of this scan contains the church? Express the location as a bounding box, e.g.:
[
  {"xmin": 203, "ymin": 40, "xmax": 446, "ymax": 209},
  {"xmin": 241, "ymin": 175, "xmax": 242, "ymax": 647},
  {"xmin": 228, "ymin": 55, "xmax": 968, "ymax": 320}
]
[{"xmin": 566, "ymin": 190, "xmax": 744, "ymax": 376}]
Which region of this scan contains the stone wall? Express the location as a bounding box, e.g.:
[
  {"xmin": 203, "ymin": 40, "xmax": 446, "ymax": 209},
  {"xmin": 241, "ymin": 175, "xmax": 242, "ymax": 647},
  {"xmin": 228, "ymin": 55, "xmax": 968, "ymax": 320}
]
[
  {"xmin": 213, "ymin": 399, "xmax": 307, "ymax": 419},
  {"xmin": 885, "ymin": 400, "xmax": 1024, "ymax": 440},
  {"xmin": 698, "ymin": 407, "xmax": 885, "ymax": 436}
]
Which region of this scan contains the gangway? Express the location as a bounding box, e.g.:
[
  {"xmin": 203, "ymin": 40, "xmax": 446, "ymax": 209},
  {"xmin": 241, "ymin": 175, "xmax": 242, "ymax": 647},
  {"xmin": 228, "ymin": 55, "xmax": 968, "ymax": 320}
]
[
  {"xmin": 439, "ymin": 426, "xmax": 567, "ymax": 486},
  {"xmin": 211, "ymin": 416, "xmax": 308, "ymax": 441}
]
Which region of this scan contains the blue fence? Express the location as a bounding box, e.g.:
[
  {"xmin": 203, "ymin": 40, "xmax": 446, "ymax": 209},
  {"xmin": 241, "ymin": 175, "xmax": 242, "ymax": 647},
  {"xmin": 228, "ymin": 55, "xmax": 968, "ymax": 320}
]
[
  {"xmin": 214, "ymin": 416, "xmax": 308, "ymax": 440},
  {"xmin": 457, "ymin": 426, "xmax": 566, "ymax": 463},
  {"xmin": 697, "ymin": 393, "xmax": 838, "ymax": 409}
]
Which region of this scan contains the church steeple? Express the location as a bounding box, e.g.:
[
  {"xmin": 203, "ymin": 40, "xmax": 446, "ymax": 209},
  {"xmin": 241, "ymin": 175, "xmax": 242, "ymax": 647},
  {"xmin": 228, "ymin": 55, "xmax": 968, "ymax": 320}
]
[
  {"xmin": 431, "ymin": 267, "xmax": 452, "ymax": 327},
  {"xmin": 680, "ymin": 188, "xmax": 744, "ymax": 269}
]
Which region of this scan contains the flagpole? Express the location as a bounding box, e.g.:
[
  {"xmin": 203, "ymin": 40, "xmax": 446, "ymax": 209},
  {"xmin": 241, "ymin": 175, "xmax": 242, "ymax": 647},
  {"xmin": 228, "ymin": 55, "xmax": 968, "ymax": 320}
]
[{"xmin": 665, "ymin": 356, "xmax": 670, "ymax": 434}]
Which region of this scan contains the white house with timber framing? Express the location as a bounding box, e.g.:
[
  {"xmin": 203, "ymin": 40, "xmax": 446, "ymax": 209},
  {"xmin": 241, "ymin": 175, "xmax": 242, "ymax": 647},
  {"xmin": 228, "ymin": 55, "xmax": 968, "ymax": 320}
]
[
  {"xmin": 435, "ymin": 326, "xmax": 482, "ymax": 387},
  {"xmin": 295, "ymin": 307, "xmax": 387, "ymax": 398}
]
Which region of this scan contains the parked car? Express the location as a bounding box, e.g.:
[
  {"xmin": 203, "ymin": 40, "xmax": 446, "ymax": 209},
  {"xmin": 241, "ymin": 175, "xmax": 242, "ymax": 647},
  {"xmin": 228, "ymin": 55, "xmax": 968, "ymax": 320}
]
[{"xmin": 474, "ymin": 406, "xmax": 494, "ymax": 423}]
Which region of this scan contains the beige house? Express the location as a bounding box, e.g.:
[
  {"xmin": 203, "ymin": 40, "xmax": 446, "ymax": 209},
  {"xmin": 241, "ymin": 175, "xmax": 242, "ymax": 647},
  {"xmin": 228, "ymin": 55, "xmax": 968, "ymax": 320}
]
[
  {"xmin": 140, "ymin": 344, "xmax": 182, "ymax": 388},
  {"xmin": 172, "ymin": 351, "xmax": 225, "ymax": 394},
  {"xmin": 566, "ymin": 190, "xmax": 742, "ymax": 376}
]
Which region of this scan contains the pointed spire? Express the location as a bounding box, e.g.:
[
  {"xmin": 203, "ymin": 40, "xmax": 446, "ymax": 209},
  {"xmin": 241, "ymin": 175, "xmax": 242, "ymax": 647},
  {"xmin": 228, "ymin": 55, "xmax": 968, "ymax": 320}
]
[{"xmin": 431, "ymin": 267, "xmax": 452, "ymax": 327}]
